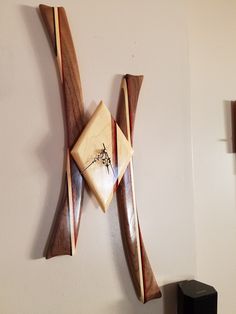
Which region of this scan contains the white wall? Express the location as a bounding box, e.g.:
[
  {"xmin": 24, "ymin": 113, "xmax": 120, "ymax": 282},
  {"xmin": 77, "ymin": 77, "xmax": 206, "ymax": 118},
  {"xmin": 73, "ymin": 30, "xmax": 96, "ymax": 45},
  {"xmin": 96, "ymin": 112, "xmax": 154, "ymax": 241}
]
[
  {"xmin": 0, "ymin": 1, "xmax": 196, "ymax": 314},
  {"xmin": 188, "ymin": 1, "xmax": 236, "ymax": 313}
]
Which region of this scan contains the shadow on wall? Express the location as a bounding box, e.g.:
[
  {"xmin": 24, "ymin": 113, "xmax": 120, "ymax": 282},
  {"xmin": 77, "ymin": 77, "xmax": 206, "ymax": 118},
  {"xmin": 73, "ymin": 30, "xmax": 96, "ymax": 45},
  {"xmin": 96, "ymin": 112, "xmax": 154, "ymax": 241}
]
[
  {"xmin": 162, "ymin": 283, "xmax": 179, "ymax": 314},
  {"xmin": 104, "ymin": 282, "xmax": 178, "ymax": 314}
]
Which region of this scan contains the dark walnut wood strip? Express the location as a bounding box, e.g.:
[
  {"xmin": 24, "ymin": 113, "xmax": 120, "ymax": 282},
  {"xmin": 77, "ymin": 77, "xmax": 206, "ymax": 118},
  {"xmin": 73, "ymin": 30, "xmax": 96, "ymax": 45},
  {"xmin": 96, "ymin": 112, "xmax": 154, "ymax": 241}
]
[
  {"xmin": 231, "ymin": 101, "xmax": 236, "ymax": 153},
  {"xmin": 39, "ymin": 5, "xmax": 84, "ymax": 258},
  {"xmin": 116, "ymin": 74, "xmax": 161, "ymax": 303}
]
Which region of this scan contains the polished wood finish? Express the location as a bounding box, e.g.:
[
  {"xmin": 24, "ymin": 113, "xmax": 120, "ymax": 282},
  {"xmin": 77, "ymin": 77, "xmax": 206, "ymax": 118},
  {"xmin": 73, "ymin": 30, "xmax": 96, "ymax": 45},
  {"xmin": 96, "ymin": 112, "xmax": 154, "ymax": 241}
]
[
  {"xmin": 116, "ymin": 75, "xmax": 161, "ymax": 302},
  {"xmin": 39, "ymin": 5, "xmax": 84, "ymax": 258},
  {"xmin": 231, "ymin": 101, "xmax": 236, "ymax": 153},
  {"xmin": 71, "ymin": 101, "xmax": 133, "ymax": 212}
]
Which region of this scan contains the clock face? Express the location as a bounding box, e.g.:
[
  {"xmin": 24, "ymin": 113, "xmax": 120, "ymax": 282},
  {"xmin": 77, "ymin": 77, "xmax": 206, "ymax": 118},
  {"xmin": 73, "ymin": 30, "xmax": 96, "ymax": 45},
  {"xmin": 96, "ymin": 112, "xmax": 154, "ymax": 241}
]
[{"xmin": 71, "ymin": 101, "xmax": 133, "ymax": 211}]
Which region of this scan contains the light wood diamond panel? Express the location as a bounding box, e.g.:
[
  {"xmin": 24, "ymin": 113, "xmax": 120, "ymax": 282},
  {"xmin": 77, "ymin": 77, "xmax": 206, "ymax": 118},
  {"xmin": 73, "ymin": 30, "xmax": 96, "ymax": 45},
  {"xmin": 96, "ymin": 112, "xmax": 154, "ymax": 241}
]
[{"xmin": 71, "ymin": 101, "xmax": 133, "ymax": 211}]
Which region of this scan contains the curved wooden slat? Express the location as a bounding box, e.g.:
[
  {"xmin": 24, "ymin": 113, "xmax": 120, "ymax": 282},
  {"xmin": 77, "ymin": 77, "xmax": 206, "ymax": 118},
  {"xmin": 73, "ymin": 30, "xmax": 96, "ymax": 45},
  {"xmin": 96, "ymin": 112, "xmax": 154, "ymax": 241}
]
[
  {"xmin": 39, "ymin": 5, "xmax": 84, "ymax": 258},
  {"xmin": 116, "ymin": 74, "xmax": 162, "ymax": 302}
]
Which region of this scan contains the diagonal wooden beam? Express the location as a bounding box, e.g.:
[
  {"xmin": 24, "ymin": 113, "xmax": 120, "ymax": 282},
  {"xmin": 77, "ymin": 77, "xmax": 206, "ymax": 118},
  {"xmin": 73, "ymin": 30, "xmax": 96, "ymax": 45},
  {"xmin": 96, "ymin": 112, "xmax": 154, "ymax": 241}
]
[
  {"xmin": 116, "ymin": 75, "xmax": 162, "ymax": 303},
  {"xmin": 39, "ymin": 5, "xmax": 85, "ymax": 258}
]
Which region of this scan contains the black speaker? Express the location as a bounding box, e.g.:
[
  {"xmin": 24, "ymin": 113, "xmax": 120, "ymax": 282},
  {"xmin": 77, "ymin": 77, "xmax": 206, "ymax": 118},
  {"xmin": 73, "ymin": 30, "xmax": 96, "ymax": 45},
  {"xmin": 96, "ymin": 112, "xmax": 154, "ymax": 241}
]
[{"xmin": 177, "ymin": 280, "xmax": 217, "ymax": 314}]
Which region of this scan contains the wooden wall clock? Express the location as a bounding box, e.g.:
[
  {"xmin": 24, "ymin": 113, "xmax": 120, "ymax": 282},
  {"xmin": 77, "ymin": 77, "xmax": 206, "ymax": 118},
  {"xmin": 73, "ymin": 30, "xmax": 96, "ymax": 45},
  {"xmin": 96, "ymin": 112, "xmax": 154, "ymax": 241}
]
[
  {"xmin": 71, "ymin": 101, "xmax": 133, "ymax": 212},
  {"xmin": 39, "ymin": 4, "xmax": 161, "ymax": 304}
]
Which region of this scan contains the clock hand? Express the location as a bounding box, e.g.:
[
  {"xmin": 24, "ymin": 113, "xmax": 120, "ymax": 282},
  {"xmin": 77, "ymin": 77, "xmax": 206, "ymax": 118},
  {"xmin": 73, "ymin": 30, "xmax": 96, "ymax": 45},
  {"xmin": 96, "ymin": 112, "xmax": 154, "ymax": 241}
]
[
  {"xmin": 82, "ymin": 149, "xmax": 103, "ymax": 172},
  {"xmin": 83, "ymin": 144, "xmax": 116, "ymax": 177},
  {"xmin": 82, "ymin": 145, "xmax": 108, "ymax": 172},
  {"xmin": 102, "ymin": 144, "xmax": 116, "ymax": 177},
  {"xmin": 105, "ymin": 157, "xmax": 116, "ymax": 178},
  {"xmin": 82, "ymin": 159, "xmax": 96, "ymax": 172}
]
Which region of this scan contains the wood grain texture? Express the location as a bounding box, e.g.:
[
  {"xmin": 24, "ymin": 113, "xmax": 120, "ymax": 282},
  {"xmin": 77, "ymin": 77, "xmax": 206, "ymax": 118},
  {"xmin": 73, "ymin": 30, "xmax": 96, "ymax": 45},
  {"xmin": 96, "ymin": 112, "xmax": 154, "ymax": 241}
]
[
  {"xmin": 39, "ymin": 5, "xmax": 84, "ymax": 258},
  {"xmin": 231, "ymin": 101, "xmax": 236, "ymax": 153},
  {"xmin": 71, "ymin": 101, "xmax": 133, "ymax": 212},
  {"xmin": 116, "ymin": 75, "xmax": 162, "ymax": 303}
]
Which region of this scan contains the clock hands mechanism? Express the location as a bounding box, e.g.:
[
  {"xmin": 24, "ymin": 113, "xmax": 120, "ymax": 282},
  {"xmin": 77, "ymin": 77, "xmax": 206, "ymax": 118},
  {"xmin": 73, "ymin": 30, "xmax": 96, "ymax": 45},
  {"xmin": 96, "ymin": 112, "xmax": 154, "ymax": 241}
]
[{"xmin": 82, "ymin": 143, "xmax": 115, "ymax": 177}]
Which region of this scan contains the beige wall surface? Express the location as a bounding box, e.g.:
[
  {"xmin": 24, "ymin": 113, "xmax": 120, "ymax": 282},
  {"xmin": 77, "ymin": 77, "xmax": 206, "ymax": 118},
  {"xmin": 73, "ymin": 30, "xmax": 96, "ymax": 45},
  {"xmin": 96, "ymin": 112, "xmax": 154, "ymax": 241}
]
[
  {"xmin": 0, "ymin": 0, "xmax": 196, "ymax": 313},
  {"xmin": 188, "ymin": 1, "xmax": 236, "ymax": 313}
]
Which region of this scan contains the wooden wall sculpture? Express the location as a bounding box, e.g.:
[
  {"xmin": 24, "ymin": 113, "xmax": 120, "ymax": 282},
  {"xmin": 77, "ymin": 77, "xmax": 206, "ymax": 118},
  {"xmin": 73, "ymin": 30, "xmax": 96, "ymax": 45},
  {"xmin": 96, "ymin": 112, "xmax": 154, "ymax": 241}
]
[
  {"xmin": 116, "ymin": 75, "xmax": 162, "ymax": 303},
  {"xmin": 39, "ymin": 5, "xmax": 161, "ymax": 304},
  {"xmin": 39, "ymin": 5, "xmax": 85, "ymax": 258}
]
